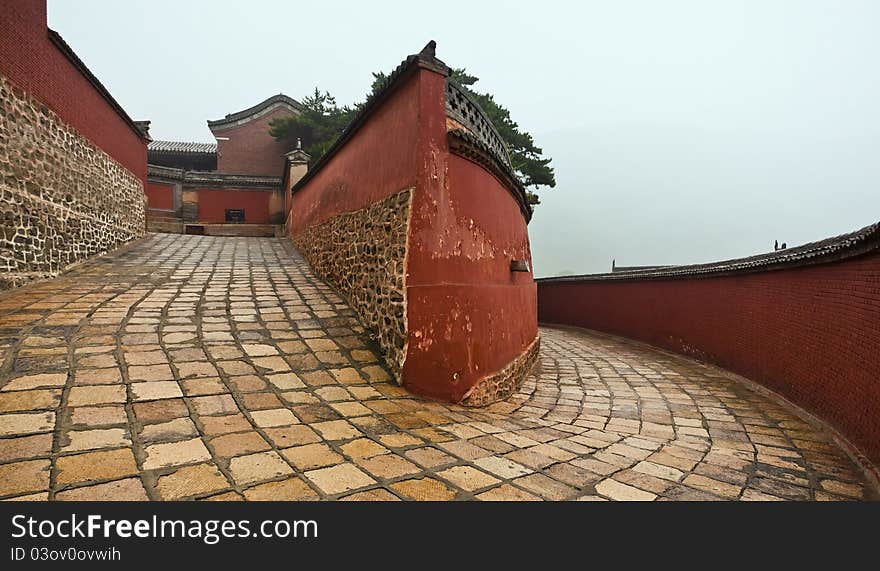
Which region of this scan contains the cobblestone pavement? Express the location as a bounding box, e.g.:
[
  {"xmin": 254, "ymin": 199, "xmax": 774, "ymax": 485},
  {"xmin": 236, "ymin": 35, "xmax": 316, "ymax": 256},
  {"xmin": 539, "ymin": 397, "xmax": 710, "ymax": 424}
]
[{"xmin": 0, "ymin": 234, "xmax": 872, "ymax": 501}]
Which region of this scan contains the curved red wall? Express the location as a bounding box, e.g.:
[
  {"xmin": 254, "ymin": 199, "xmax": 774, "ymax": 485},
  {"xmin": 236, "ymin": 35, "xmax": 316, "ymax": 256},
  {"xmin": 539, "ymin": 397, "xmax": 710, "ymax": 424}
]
[
  {"xmin": 196, "ymin": 189, "xmax": 272, "ymax": 224},
  {"xmin": 290, "ymin": 64, "xmax": 538, "ymax": 404},
  {"xmin": 404, "ymin": 153, "xmax": 537, "ymax": 402},
  {"xmin": 537, "ymin": 251, "xmax": 880, "ymax": 466},
  {"xmin": 0, "ymin": 0, "xmax": 146, "ymax": 182}
]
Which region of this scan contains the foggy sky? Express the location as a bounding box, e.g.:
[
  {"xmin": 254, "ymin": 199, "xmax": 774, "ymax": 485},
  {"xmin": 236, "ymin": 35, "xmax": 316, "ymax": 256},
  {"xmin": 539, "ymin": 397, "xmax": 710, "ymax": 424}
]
[{"xmin": 47, "ymin": 0, "xmax": 880, "ymax": 276}]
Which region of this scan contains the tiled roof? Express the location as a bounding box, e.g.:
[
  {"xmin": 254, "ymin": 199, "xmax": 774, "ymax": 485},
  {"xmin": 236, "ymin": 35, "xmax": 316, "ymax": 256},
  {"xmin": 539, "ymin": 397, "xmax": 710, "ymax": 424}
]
[
  {"xmin": 148, "ymin": 140, "xmax": 218, "ymax": 154},
  {"xmin": 207, "ymin": 94, "xmax": 304, "ymax": 128},
  {"xmin": 147, "ymin": 164, "xmax": 280, "ymax": 189},
  {"xmin": 537, "ymin": 221, "xmax": 880, "ymax": 282}
]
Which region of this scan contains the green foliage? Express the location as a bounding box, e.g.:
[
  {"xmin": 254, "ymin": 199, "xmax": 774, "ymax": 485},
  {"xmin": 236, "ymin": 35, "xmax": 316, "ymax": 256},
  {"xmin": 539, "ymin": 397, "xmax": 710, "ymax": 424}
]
[
  {"xmin": 268, "ymin": 88, "xmax": 355, "ymax": 161},
  {"xmin": 272, "ymin": 68, "xmax": 556, "ymax": 206},
  {"xmin": 447, "ymin": 69, "xmax": 555, "ymax": 202}
]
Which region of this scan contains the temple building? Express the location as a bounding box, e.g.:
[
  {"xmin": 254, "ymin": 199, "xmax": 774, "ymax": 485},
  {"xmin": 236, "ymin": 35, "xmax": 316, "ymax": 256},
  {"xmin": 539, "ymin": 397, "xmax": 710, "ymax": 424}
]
[{"xmin": 145, "ymin": 94, "xmax": 306, "ymax": 236}]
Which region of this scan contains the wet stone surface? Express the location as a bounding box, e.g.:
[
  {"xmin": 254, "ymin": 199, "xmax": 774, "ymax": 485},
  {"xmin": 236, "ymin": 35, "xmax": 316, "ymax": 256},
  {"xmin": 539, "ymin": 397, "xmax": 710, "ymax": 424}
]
[{"xmin": 0, "ymin": 233, "xmax": 872, "ymax": 501}]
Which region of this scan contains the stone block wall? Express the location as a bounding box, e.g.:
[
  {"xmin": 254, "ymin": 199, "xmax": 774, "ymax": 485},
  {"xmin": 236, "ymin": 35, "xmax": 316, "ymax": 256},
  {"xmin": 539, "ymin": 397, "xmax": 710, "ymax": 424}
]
[
  {"xmin": 292, "ymin": 189, "xmax": 412, "ymax": 378},
  {"xmin": 0, "ymin": 74, "xmax": 145, "ymax": 288}
]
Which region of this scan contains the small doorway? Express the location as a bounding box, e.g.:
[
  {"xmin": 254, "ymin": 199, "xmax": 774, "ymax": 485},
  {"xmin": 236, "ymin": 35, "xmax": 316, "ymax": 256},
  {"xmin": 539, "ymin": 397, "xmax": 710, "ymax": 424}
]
[{"xmin": 225, "ymin": 209, "xmax": 245, "ymax": 223}]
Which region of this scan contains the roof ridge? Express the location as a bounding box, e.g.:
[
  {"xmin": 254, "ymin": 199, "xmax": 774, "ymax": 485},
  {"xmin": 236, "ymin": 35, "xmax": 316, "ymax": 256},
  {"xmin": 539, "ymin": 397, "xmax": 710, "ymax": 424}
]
[
  {"xmin": 148, "ymin": 140, "xmax": 218, "ymax": 154},
  {"xmin": 207, "ymin": 93, "xmax": 304, "ymax": 128}
]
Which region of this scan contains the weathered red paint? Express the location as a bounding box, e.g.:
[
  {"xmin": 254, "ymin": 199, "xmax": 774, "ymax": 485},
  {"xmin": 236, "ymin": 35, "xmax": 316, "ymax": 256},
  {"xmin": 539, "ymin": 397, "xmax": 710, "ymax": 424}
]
[
  {"xmin": 0, "ymin": 0, "xmax": 147, "ymax": 182},
  {"xmin": 537, "ymin": 252, "xmax": 880, "ymax": 466},
  {"xmin": 290, "ymin": 63, "xmax": 538, "ymax": 403},
  {"xmin": 404, "ymin": 139, "xmax": 537, "ymax": 401},
  {"xmin": 196, "ymin": 189, "xmax": 272, "ymax": 224},
  {"xmin": 145, "ymin": 181, "xmax": 174, "ymax": 210},
  {"xmin": 214, "ymin": 106, "xmax": 298, "ymax": 177}
]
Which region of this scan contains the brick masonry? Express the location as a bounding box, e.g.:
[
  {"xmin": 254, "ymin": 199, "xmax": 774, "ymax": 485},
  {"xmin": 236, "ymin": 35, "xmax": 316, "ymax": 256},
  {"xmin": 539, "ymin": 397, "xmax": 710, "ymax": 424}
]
[
  {"xmin": 292, "ymin": 189, "xmax": 412, "ymax": 380},
  {"xmin": 0, "ymin": 74, "xmax": 145, "ymax": 288}
]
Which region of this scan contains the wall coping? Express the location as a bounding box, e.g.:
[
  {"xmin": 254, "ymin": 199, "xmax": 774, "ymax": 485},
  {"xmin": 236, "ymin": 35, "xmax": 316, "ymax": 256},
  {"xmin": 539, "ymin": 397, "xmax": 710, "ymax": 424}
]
[
  {"xmin": 290, "ymin": 41, "xmax": 450, "ymax": 195},
  {"xmin": 537, "ymin": 220, "xmax": 880, "ymax": 283},
  {"xmin": 47, "ymin": 30, "xmax": 148, "ymax": 142},
  {"xmin": 147, "ymin": 164, "xmax": 281, "ymax": 189}
]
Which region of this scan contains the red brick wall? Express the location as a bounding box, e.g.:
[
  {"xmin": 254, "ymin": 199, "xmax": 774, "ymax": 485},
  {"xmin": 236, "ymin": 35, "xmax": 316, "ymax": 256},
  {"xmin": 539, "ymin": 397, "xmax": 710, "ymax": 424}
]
[
  {"xmin": 213, "ymin": 106, "xmax": 297, "ymax": 177},
  {"xmin": 196, "ymin": 189, "xmax": 272, "ymax": 224},
  {"xmin": 537, "ymin": 252, "xmax": 880, "ymax": 466},
  {"xmin": 0, "ymin": 0, "xmax": 147, "ymax": 182},
  {"xmin": 145, "ymin": 181, "xmax": 174, "ymax": 210}
]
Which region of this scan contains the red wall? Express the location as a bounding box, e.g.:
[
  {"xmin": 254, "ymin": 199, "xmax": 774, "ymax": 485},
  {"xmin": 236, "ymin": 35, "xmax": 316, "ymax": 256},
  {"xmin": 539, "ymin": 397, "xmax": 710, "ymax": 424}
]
[
  {"xmin": 145, "ymin": 181, "xmax": 174, "ymax": 210},
  {"xmin": 290, "ymin": 75, "xmax": 420, "ymax": 230},
  {"xmin": 214, "ymin": 106, "xmax": 298, "ymax": 177},
  {"xmin": 196, "ymin": 189, "xmax": 272, "ymax": 224},
  {"xmin": 290, "ymin": 65, "xmax": 538, "ymax": 404},
  {"xmin": 537, "ymin": 252, "xmax": 880, "ymax": 466},
  {"xmin": 0, "ymin": 0, "xmax": 147, "ymax": 182},
  {"xmin": 404, "ymin": 150, "xmax": 537, "ymax": 401}
]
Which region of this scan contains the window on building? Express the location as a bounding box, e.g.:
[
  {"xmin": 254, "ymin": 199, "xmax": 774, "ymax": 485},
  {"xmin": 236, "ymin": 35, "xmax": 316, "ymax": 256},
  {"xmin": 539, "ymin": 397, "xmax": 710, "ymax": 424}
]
[{"xmin": 225, "ymin": 209, "xmax": 245, "ymax": 223}]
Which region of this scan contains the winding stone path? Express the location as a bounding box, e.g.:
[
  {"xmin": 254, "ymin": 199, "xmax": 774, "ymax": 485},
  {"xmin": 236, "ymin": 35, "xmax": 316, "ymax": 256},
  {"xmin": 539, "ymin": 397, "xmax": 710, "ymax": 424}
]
[{"xmin": 0, "ymin": 234, "xmax": 872, "ymax": 501}]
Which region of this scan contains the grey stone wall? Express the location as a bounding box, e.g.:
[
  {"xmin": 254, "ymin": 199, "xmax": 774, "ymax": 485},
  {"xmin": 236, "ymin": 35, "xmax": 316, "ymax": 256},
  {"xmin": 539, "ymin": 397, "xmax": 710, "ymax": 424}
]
[
  {"xmin": 292, "ymin": 189, "xmax": 412, "ymax": 380},
  {"xmin": 0, "ymin": 74, "xmax": 145, "ymax": 289}
]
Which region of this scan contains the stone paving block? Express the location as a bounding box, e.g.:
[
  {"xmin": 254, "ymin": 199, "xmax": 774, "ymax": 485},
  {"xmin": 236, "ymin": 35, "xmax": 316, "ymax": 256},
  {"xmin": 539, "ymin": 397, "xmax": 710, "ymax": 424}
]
[
  {"xmin": 391, "ymin": 477, "xmax": 457, "ymax": 501},
  {"xmin": 73, "ymin": 368, "xmax": 123, "ymax": 385},
  {"xmin": 55, "ymin": 448, "xmax": 138, "ymax": 485},
  {"xmin": 0, "ymin": 411, "xmax": 55, "ymax": 436},
  {"xmin": 210, "ymin": 431, "xmax": 271, "ymax": 457},
  {"xmin": 0, "ymin": 433, "xmax": 54, "ymax": 462},
  {"xmin": 56, "ymin": 478, "xmax": 148, "ymax": 501},
  {"xmin": 0, "ymin": 459, "xmax": 50, "ymax": 497},
  {"xmin": 156, "ymin": 463, "xmax": 230, "ymax": 500},
  {"xmin": 140, "ymin": 418, "xmax": 199, "ymax": 443},
  {"xmin": 243, "ymin": 478, "xmax": 318, "ymax": 501},
  {"xmin": 595, "ymin": 478, "xmax": 658, "ymax": 501},
  {"xmin": 355, "ymin": 453, "xmax": 421, "ymax": 480},
  {"xmin": 1, "ymin": 373, "xmax": 67, "ymax": 392},
  {"xmin": 436, "ymin": 466, "xmax": 500, "ymax": 492},
  {"xmin": 281, "ymin": 443, "xmax": 343, "ymax": 470},
  {"xmin": 128, "ymin": 364, "xmax": 175, "ymax": 382},
  {"xmin": 68, "ymin": 386, "xmax": 125, "ymax": 406},
  {"xmin": 134, "ymin": 398, "xmax": 189, "ymax": 424},
  {"xmin": 70, "ymin": 405, "xmax": 127, "ymax": 427},
  {"xmin": 132, "ymin": 381, "xmax": 183, "ymax": 401},
  {"xmin": 192, "ymin": 395, "xmax": 240, "ymax": 416},
  {"xmin": 476, "ymin": 484, "xmax": 542, "ymax": 501},
  {"xmin": 264, "ymin": 425, "xmax": 321, "ymax": 448},
  {"xmin": 228, "ymin": 451, "xmax": 294, "ymax": 486},
  {"xmin": 304, "ymin": 463, "xmax": 376, "ymax": 495},
  {"xmin": 181, "ymin": 377, "xmax": 227, "ymax": 396},
  {"xmin": 143, "ymin": 438, "xmax": 211, "ymax": 470},
  {"xmin": 312, "ymin": 419, "xmax": 362, "ymax": 441},
  {"xmin": 63, "ymin": 428, "xmax": 130, "ymax": 452},
  {"xmin": 0, "ymin": 389, "xmax": 61, "ymax": 412}
]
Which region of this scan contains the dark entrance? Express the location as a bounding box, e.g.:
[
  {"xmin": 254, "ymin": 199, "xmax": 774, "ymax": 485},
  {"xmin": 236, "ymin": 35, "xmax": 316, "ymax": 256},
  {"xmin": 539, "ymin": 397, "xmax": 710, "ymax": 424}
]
[{"xmin": 225, "ymin": 209, "xmax": 245, "ymax": 223}]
